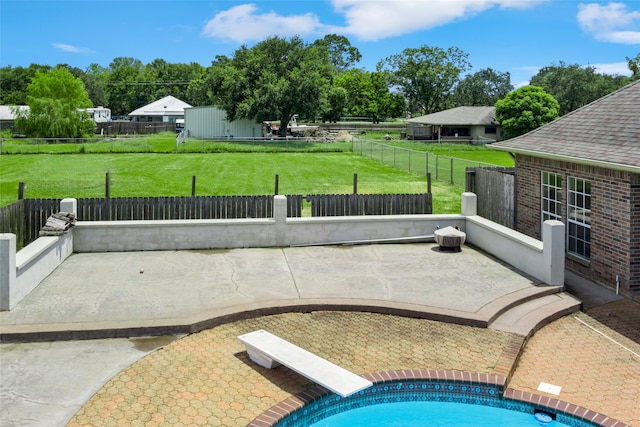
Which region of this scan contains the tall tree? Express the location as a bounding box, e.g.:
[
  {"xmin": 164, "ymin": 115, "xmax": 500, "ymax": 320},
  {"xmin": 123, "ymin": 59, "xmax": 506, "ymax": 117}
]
[
  {"xmin": 107, "ymin": 57, "xmax": 150, "ymax": 116},
  {"xmin": 312, "ymin": 34, "xmax": 361, "ymax": 73},
  {"xmin": 377, "ymin": 45, "xmax": 471, "ymax": 115},
  {"xmin": 335, "ymin": 69, "xmax": 403, "ymax": 123},
  {"xmin": 627, "ymin": 53, "xmax": 640, "ymax": 80},
  {"xmin": 82, "ymin": 63, "xmax": 110, "ymax": 107},
  {"xmin": 495, "ymin": 86, "xmax": 559, "ymax": 138},
  {"xmin": 323, "ymin": 86, "xmax": 348, "ymax": 123},
  {"xmin": 14, "ymin": 67, "xmax": 95, "ymax": 138},
  {"xmin": 530, "ymin": 62, "xmax": 630, "ymax": 115},
  {"xmin": 0, "ymin": 64, "xmax": 52, "ymax": 105},
  {"xmin": 453, "ymin": 68, "xmax": 513, "ymax": 106},
  {"xmin": 208, "ymin": 36, "xmax": 333, "ymax": 136},
  {"xmin": 144, "ymin": 59, "xmax": 205, "ymax": 104}
]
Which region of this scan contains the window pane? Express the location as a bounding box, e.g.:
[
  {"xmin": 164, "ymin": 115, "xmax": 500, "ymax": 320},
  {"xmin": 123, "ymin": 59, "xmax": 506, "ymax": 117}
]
[{"xmin": 567, "ymin": 177, "xmax": 591, "ymax": 259}]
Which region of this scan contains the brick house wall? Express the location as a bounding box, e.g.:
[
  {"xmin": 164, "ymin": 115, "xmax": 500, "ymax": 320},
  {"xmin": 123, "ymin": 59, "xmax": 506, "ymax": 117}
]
[{"xmin": 515, "ymin": 154, "xmax": 640, "ymax": 297}]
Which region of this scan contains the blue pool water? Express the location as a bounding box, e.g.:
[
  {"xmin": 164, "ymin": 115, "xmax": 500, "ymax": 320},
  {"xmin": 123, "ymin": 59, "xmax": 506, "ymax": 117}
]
[
  {"xmin": 273, "ymin": 380, "xmax": 599, "ymax": 427},
  {"xmin": 309, "ymin": 401, "xmax": 567, "ymax": 426}
]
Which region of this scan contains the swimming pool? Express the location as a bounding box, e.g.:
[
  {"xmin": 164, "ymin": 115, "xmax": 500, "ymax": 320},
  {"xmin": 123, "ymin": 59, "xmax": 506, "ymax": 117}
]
[{"xmin": 271, "ymin": 379, "xmax": 600, "ymax": 427}]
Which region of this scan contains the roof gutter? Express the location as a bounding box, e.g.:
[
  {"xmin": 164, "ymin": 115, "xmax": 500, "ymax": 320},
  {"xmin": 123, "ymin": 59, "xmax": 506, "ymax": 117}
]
[{"xmin": 490, "ymin": 146, "xmax": 640, "ymax": 174}]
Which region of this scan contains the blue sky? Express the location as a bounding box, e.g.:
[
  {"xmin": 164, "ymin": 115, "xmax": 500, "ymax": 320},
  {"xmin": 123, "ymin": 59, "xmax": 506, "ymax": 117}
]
[{"xmin": 1, "ymin": 0, "xmax": 639, "ymax": 87}]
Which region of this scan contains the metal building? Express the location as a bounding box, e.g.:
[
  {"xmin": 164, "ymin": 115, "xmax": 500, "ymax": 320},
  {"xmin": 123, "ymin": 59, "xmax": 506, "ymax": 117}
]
[{"xmin": 184, "ymin": 106, "xmax": 263, "ymax": 138}]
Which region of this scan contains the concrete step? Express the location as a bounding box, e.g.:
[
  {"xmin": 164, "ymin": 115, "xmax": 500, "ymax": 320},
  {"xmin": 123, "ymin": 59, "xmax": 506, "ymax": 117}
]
[{"xmin": 488, "ymin": 292, "xmax": 582, "ymax": 337}]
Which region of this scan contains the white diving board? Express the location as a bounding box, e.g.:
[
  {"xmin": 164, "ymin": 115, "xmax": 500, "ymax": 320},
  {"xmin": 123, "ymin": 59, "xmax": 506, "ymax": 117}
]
[{"xmin": 238, "ymin": 329, "xmax": 373, "ymax": 397}]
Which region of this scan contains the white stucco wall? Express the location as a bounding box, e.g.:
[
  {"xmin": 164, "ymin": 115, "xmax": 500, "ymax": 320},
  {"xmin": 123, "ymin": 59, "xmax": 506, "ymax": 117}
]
[{"xmin": 1, "ymin": 194, "xmax": 565, "ymax": 311}]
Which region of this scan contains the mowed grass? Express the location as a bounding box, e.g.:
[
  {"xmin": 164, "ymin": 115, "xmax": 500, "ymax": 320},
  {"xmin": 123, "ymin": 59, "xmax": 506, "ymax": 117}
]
[
  {"xmin": 1, "ymin": 132, "xmax": 512, "ymax": 214},
  {"xmin": 0, "ymin": 152, "xmax": 464, "ymax": 212}
]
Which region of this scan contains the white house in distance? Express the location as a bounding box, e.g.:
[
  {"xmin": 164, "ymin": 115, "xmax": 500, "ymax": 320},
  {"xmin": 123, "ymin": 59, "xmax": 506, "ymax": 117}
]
[
  {"xmin": 129, "ymin": 95, "xmax": 192, "ymax": 123},
  {"xmin": 184, "ymin": 106, "xmax": 263, "ymax": 139}
]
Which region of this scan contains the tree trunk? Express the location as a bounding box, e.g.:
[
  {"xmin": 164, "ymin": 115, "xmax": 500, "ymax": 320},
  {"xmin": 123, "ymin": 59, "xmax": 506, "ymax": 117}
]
[{"xmin": 278, "ymin": 119, "xmax": 289, "ymax": 137}]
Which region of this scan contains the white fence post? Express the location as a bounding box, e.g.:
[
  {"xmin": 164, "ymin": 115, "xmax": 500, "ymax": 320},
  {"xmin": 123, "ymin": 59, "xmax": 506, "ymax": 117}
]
[
  {"xmin": 0, "ymin": 234, "xmax": 17, "ymax": 311},
  {"xmin": 543, "ymin": 220, "xmax": 565, "ymax": 286},
  {"xmin": 461, "ymin": 192, "xmax": 477, "ymax": 216},
  {"xmin": 274, "ymin": 195, "xmax": 287, "ymax": 246}
]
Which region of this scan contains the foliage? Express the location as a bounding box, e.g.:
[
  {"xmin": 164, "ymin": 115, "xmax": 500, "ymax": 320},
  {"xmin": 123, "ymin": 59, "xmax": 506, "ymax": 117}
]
[
  {"xmin": 495, "ymin": 86, "xmax": 559, "ymax": 138},
  {"xmin": 335, "ymin": 69, "xmax": 403, "ymax": 122},
  {"xmin": 3, "ymin": 42, "xmax": 632, "ymax": 127},
  {"xmin": 628, "ymin": 53, "xmax": 640, "ymax": 80},
  {"xmin": 323, "ymin": 86, "xmax": 348, "ymax": 122},
  {"xmin": 14, "ymin": 67, "xmax": 95, "ymax": 138},
  {"xmin": 377, "ymin": 45, "xmax": 471, "ymax": 115},
  {"xmin": 311, "ymin": 34, "xmax": 362, "ymax": 73},
  {"xmin": 453, "ymin": 68, "xmax": 513, "ymax": 106},
  {"xmin": 207, "ymin": 36, "xmax": 333, "ymax": 136},
  {"xmin": 0, "ymin": 64, "xmax": 52, "ymax": 105},
  {"xmin": 106, "ymin": 57, "xmax": 149, "ymax": 116},
  {"xmin": 81, "ymin": 63, "xmax": 110, "ymax": 107},
  {"xmin": 530, "ymin": 61, "xmax": 631, "ymax": 115}
]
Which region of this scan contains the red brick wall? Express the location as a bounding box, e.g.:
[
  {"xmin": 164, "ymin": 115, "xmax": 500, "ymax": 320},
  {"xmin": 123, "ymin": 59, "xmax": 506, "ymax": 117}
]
[{"xmin": 515, "ymin": 155, "xmax": 639, "ymax": 297}]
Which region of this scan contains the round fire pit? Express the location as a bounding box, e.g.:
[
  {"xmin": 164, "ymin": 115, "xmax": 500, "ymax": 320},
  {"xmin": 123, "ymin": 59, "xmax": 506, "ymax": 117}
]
[{"xmin": 434, "ymin": 226, "xmax": 466, "ymax": 252}]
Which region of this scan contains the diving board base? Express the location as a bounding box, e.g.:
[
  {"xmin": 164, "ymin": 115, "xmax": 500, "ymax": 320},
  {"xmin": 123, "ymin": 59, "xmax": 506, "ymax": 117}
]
[{"xmin": 238, "ymin": 329, "xmax": 373, "ymax": 398}]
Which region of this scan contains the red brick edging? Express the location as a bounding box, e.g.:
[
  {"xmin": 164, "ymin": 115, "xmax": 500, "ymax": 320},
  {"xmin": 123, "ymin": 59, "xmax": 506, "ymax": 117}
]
[{"xmin": 247, "ymin": 369, "xmax": 628, "ymax": 427}]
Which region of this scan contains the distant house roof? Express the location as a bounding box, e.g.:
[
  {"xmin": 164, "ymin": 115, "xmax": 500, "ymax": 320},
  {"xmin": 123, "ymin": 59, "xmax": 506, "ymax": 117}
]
[
  {"xmin": 128, "ymin": 96, "xmax": 192, "ymax": 117},
  {"xmin": 491, "ymin": 80, "xmax": 640, "ymax": 173},
  {"xmin": 0, "ymin": 105, "xmax": 28, "ymax": 120},
  {"xmin": 407, "ymin": 106, "xmax": 498, "ymax": 126}
]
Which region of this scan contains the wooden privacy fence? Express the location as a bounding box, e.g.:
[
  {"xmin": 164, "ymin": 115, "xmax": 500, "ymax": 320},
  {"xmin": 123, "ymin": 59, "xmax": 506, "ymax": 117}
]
[
  {"xmin": 466, "ymin": 167, "xmax": 516, "ymax": 228},
  {"xmin": 75, "ymin": 195, "xmax": 303, "ymax": 221},
  {"xmin": 306, "ymin": 193, "xmax": 432, "ymax": 216},
  {"xmin": 1, "ymin": 193, "xmax": 432, "ymax": 248},
  {"xmin": 0, "ymin": 198, "xmax": 62, "ymax": 249}
]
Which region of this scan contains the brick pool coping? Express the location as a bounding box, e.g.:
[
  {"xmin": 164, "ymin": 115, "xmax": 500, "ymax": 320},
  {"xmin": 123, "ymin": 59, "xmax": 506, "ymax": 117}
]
[{"xmin": 248, "ymin": 369, "xmax": 629, "ymax": 427}]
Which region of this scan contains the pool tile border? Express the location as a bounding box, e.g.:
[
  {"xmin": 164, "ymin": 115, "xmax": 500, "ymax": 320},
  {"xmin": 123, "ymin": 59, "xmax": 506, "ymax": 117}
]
[
  {"xmin": 247, "ymin": 369, "xmax": 628, "ymax": 427},
  {"xmin": 504, "ymin": 388, "xmax": 629, "ymax": 427}
]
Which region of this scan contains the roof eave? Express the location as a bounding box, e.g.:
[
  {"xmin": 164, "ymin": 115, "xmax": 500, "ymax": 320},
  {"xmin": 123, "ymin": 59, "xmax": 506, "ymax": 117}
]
[{"xmin": 490, "ymin": 146, "xmax": 640, "ymax": 174}]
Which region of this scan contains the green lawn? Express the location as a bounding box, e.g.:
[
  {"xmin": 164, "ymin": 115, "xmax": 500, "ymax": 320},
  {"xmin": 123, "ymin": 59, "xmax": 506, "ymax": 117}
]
[
  {"xmin": 1, "ymin": 152, "xmax": 465, "ymax": 209},
  {"xmin": 0, "ymin": 132, "xmax": 511, "ymax": 214}
]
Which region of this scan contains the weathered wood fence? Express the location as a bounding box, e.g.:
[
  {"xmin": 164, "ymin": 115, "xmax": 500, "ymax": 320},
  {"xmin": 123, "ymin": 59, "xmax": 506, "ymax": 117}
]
[
  {"xmin": 0, "ymin": 199, "xmax": 62, "ymax": 249},
  {"xmin": 74, "ymin": 195, "xmax": 302, "ymax": 221},
  {"xmin": 306, "ymin": 193, "xmax": 432, "ymax": 216},
  {"xmin": 0, "ymin": 193, "xmax": 432, "ymax": 249},
  {"xmin": 466, "ymin": 167, "xmax": 516, "ymax": 228}
]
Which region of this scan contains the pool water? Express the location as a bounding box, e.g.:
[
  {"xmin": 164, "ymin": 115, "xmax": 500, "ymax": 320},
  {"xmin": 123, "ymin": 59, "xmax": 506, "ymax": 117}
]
[
  {"xmin": 309, "ymin": 401, "xmax": 567, "ymax": 426},
  {"xmin": 273, "ymin": 380, "xmax": 599, "ymax": 427}
]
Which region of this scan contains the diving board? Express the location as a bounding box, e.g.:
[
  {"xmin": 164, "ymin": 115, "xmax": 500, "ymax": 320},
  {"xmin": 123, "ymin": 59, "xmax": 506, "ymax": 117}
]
[{"xmin": 238, "ymin": 329, "xmax": 373, "ymax": 397}]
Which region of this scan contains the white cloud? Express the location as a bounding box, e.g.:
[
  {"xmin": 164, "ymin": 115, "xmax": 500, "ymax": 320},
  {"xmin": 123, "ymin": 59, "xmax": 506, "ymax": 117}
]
[
  {"xmin": 200, "ymin": 0, "xmax": 546, "ymax": 43},
  {"xmin": 201, "ymin": 4, "xmax": 326, "ymax": 43},
  {"xmin": 52, "ymin": 43, "xmax": 93, "ymax": 54},
  {"xmin": 577, "ymin": 2, "xmax": 640, "ymax": 44},
  {"xmin": 591, "ymin": 61, "xmax": 633, "ymax": 76},
  {"xmin": 330, "ymin": 0, "xmax": 546, "ymax": 41}
]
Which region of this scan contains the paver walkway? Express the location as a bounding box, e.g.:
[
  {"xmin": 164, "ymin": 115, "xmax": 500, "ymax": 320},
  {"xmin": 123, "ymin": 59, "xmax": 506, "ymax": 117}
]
[{"xmin": 1, "ymin": 244, "xmax": 639, "ymax": 426}]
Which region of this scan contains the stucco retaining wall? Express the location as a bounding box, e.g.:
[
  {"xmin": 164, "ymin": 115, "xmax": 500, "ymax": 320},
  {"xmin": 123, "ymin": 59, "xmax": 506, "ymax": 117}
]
[{"xmin": 1, "ymin": 194, "xmax": 565, "ymax": 311}]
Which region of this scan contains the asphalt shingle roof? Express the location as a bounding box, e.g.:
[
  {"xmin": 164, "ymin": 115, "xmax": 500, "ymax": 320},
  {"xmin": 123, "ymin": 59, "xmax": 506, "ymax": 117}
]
[
  {"xmin": 491, "ymin": 80, "xmax": 640, "ymax": 172},
  {"xmin": 407, "ymin": 106, "xmax": 498, "ymax": 126}
]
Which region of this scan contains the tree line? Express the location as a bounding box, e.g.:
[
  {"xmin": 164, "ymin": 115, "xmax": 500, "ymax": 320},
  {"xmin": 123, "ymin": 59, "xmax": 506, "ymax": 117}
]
[{"xmin": 2, "ymin": 34, "xmax": 638, "ymax": 138}]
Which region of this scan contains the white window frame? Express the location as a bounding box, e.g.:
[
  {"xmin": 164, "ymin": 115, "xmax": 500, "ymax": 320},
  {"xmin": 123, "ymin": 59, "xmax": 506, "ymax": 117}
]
[
  {"xmin": 567, "ymin": 176, "xmax": 591, "ymax": 260},
  {"xmin": 541, "ymin": 172, "xmax": 562, "ymax": 235}
]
